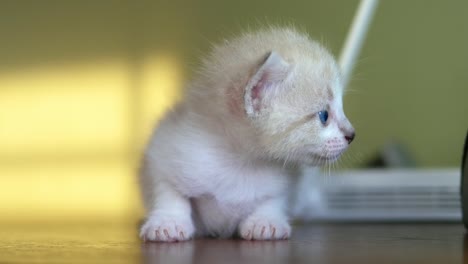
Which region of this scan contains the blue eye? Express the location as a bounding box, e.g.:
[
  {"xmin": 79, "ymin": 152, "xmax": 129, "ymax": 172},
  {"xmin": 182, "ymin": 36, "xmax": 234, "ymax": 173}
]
[{"xmin": 318, "ymin": 110, "xmax": 328, "ymax": 125}]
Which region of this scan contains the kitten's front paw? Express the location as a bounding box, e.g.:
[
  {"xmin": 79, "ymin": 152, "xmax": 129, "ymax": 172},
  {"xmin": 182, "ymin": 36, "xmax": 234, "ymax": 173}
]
[
  {"xmin": 239, "ymin": 217, "xmax": 291, "ymax": 240},
  {"xmin": 140, "ymin": 215, "xmax": 195, "ymax": 242}
]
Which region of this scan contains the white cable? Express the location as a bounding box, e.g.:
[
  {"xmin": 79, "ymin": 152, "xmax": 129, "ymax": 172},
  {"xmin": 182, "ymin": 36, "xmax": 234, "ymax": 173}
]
[{"xmin": 339, "ymin": 0, "xmax": 379, "ymax": 88}]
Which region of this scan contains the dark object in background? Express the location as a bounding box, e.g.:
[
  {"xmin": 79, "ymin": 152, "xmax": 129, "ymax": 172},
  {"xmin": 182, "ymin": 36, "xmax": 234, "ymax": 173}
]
[
  {"xmin": 461, "ymin": 131, "xmax": 468, "ymax": 229},
  {"xmin": 366, "ymin": 140, "xmax": 417, "ymax": 168}
]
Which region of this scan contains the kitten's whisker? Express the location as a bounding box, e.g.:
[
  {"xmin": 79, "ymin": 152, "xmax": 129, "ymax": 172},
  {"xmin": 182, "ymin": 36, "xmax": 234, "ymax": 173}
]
[
  {"xmin": 282, "ymin": 152, "xmax": 289, "ymax": 169},
  {"xmin": 337, "ymin": 154, "xmax": 346, "ymax": 169},
  {"xmin": 332, "ymin": 157, "xmax": 337, "ymax": 173}
]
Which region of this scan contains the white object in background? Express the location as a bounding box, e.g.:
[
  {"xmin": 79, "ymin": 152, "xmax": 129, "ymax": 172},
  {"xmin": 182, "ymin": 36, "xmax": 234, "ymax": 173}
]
[
  {"xmin": 293, "ymin": 169, "xmax": 461, "ymax": 221},
  {"xmin": 294, "ymin": 0, "xmax": 381, "ymax": 222},
  {"xmin": 339, "ymin": 0, "xmax": 380, "ymax": 88}
]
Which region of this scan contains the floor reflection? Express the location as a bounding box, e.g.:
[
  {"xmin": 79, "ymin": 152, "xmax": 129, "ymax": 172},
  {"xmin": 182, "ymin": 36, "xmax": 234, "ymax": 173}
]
[
  {"xmin": 0, "ymin": 222, "xmax": 465, "ymax": 263},
  {"xmin": 141, "ymin": 239, "xmax": 290, "ymax": 264}
]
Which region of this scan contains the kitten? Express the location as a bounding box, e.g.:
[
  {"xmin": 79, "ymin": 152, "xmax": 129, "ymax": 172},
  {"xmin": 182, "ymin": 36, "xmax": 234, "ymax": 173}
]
[{"xmin": 139, "ymin": 27, "xmax": 355, "ymax": 242}]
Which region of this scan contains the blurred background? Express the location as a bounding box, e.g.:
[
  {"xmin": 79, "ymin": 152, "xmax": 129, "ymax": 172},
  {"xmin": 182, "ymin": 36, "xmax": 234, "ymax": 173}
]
[{"xmin": 0, "ymin": 0, "xmax": 467, "ymax": 223}]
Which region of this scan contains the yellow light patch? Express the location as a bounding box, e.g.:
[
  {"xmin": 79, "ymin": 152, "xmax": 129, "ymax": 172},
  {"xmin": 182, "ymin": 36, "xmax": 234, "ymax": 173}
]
[
  {"xmin": 0, "ymin": 61, "xmax": 130, "ymax": 156},
  {"xmin": 0, "ymin": 161, "xmax": 140, "ymax": 221},
  {"xmin": 0, "ymin": 55, "xmax": 182, "ymax": 221}
]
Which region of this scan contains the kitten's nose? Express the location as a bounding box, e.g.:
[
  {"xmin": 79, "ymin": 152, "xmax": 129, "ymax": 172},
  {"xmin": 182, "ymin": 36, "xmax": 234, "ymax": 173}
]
[{"xmin": 345, "ymin": 132, "xmax": 355, "ymax": 144}]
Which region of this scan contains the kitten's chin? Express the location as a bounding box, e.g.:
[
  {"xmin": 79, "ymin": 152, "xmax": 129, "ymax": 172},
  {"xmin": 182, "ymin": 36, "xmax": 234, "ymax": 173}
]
[
  {"xmin": 273, "ymin": 151, "xmax": 343, "ymax": 166},
  {"xmin": 302, "ymin": 153, "xmax": 342, "ymax": 166}
]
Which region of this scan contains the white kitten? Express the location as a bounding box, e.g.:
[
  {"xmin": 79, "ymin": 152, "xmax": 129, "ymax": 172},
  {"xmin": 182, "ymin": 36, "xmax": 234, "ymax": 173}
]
[{"xmin": 139, "ymin": 27, "xmax": 355, "ymax": 242}]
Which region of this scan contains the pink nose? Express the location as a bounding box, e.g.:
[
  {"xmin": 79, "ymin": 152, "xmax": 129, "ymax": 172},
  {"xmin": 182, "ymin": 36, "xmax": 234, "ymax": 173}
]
[{"xmin": 345, "ymin": 132, "xmax": 355, "ymax": 144}]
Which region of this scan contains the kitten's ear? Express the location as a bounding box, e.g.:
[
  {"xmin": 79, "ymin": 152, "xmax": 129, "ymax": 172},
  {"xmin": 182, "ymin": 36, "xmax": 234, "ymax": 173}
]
[{"xmin": 244, "ymin": 51, "xmax": 292, "ymax": 117}]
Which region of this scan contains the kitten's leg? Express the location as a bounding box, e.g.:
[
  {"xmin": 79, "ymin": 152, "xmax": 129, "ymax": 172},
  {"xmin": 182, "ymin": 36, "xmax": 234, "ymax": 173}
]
[
  {"xmin": 140, "ymin": 181, "xmax": 194, "ymax": 242},
  {"xmin": 239, "ymin": 196, "xmax": 291, "ymax": 240}
]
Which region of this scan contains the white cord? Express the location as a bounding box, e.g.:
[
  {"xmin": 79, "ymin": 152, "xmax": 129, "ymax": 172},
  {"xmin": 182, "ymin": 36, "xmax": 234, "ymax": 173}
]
[{"xmin": 339, "ymin": 0, "xmax": 379, "ymax": 88}]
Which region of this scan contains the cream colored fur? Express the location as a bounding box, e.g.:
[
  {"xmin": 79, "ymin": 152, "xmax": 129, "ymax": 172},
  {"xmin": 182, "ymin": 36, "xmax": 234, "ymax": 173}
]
[{"xmin": 139, "ymin": 27, "xmax": 354, "ymax": 242}]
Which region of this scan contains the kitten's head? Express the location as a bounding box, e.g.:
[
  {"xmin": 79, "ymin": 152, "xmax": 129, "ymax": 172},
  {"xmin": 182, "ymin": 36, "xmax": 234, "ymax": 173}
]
[{"xmin": 244, "ymin": 46, "xmax": 355, "ymax": 166}]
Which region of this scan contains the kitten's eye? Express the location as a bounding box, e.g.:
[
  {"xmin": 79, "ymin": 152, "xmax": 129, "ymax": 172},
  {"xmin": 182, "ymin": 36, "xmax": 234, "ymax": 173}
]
[{"xmin": 318, "ymin": 110, "xmax": 328, "ymax": 125}]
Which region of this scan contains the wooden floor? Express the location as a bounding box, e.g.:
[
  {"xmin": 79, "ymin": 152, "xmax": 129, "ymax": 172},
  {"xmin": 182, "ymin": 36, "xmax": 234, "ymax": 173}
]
[{"xmin": 0, "ymin": 220, "xmax": 466, "ymax": 263}]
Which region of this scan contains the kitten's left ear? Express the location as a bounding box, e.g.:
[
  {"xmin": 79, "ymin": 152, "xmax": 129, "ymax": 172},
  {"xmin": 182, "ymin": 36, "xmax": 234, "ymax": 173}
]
[{"xmin": 244, "ymin": 51, "xmax": 292, "ymax": 118}]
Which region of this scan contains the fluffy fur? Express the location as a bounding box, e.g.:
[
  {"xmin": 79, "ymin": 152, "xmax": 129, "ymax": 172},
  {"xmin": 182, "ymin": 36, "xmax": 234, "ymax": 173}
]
[{"xmin": 139, "ymin": 27, "xmax": 355, "ymax": 242}]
